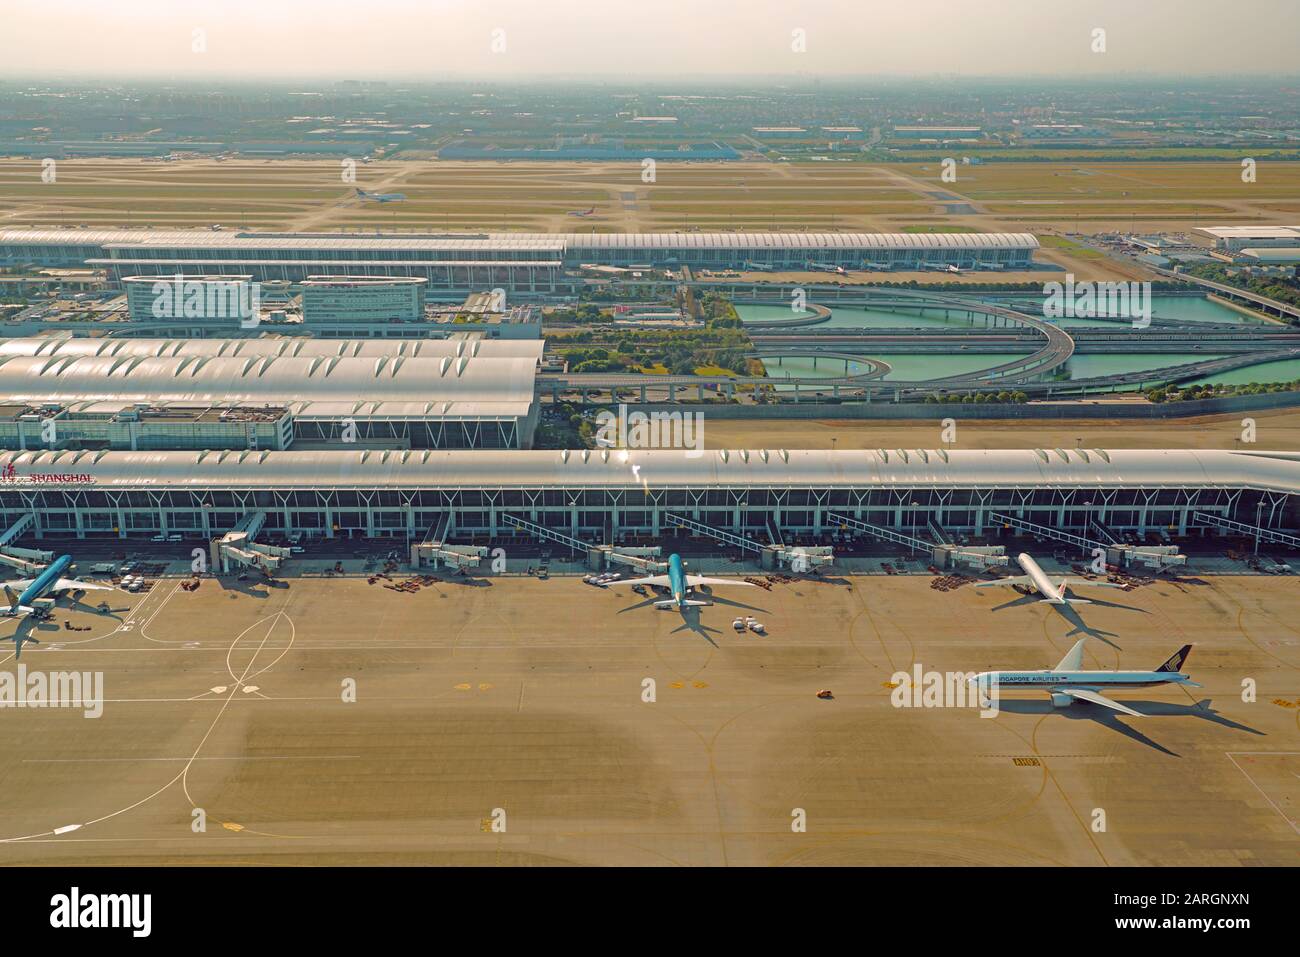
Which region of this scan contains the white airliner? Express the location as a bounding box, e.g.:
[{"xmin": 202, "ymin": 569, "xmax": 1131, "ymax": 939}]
[
  {"xmin": 620, "ymin": 553, "xmax": 753, "ymax": 610},
  {"xmin": 974, "ymin": 552, "xmax": 1126, "ymax": 605},
  {"xmin": 969, "ymin": 638, "xmax": 1198, "ymax": 717}
]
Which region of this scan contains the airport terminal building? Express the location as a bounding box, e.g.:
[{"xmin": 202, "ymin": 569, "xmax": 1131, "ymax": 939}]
[
  {"xmin": 0, "ymin": 337, "xmax": 542, "ymax": 450},
  {"xmin": 0, "ymin": 447, "xmax": 1292, "ymax": 543},
  {"xmin": 0, "ymin": 229, "xmax": 1041, "ymax": 290}
]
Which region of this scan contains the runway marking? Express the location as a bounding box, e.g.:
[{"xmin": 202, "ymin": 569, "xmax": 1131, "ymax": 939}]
[
  {"xmin": 1030, "ymin": 714, "xmax": 1111, "ymax": 866},
  {"xmin": 1, "ymin": 607, "xmax": 301, "ymax": 846},
  {"xmin": 1224, "ymin": 751, "xmax": 1300, "ymax": 835},
  {"xmin": 25, "ymin": 755, "xmax": 361, "ymax": 763}
]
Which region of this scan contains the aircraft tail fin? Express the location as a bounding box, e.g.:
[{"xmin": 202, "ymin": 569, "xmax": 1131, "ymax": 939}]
[
  {"xmin": 1155, "ymin": 644, "xmax": 1193, "ymax": 673},
  {"xmin": 1052, "ymin": 637, "xmax": 1089, "ymax": 672},
  {"xmin": 3, "ymin": 584, "xmax": 17, "ymax": 611}
]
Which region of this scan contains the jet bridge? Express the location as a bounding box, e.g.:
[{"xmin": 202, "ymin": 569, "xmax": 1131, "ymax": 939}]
[
  {"xmin": 412, "ymin": 512, "xmax": 488, "ymax": 570},
  {"xmin": 665, "ymin": 513, "xmax": 833, "ymax": 571},
  {"xmin": 599, "ymin": 546, "xmax": 665, "ymax": 573},
  {"xmin": 1089, "ymin": 519, "xmax": 1186, "ymax": 569},
  {"xmin": 0, "ymin": 516, "xmax": 52, "ymax": 574},
  {"xmin": 987, "ymin": 512, "xmax": 1183, "ymax": 569},
  {"xmin": 210, "ymin": 511, "xmax": 287, "ymax": 575},
  {"xmin": 827, "ymin": 512, "xmax": 1006, "ymax": 569}
]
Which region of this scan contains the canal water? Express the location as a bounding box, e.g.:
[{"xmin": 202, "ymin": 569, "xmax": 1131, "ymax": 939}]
[
  {"xmin": 738, "ymin": 295, "xmax": 1251, "ymax": 332},
  {"xmin": 758, "ymin": 353, "xmax": 1228, "ymax": 384},
  {"xmin": 741, "ymin": 296, "xmax": 1260, "ymax": 386},
  {"xmin": 1187, "ymin": 358, "xmax": 1300, "ymax": 387}
]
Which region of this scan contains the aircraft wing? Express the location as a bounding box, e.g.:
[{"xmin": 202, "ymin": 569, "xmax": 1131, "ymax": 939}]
[
  {"xmin": 619, "ymin": 574, "xmax": 673, "ymax": 588},
  {"xmin": 685, "ymin": 575, "xmax": 755, "ymax": 588},
  {"xmin": 53, "ymin": 578, "xmax": 114, "ymax": 592},
  {"xmin": 973, "ymin": 575, "xmax": 1033, "ymax": 588},
  {"xmin": 2, "ymin": 579, "xmax": 36, "ymax": 592},
  {"xmin": 1057, "ymin": 687, "xmax": 1143, "ymax": 717},
  {"xmin": 1059, "ymin": 577, "xmax": 1125, "ymax": 590}
]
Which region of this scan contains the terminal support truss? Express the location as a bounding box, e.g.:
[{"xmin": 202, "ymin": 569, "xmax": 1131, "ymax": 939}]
[
  {"xmin": 825, "ymin": 512, "xmax": 931, "ymax": 553},
  {"xmin": 987, "ymin": 512, "xmax": 1098, "ymax": 552},
  {"xmin": 664, "ymin": 513, "xmax": 763, "ymax": 554},
  {"xmin": 501, "ymin": 514, "xmax": 593, "ymax": 554},
  {"xmin": 1194, "ymin": 511, "xmax": 1300, "ymax": 550},
  {"xmin": 665, "ymin": 513, "xmax": 832, "ymax": 570}
]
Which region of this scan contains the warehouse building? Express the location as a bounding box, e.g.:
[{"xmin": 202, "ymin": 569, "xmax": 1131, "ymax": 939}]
[
  {"xmin": 1193, "ymin": 226, "xmax": 1300, "ymax": 253},
  {"xmin": 0, "ymin": 447, "xmax": 1292, "ymax": 543}
]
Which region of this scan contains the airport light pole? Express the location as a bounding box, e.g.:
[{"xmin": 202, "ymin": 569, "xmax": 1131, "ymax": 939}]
[{"xmin": 1255, "ymin": 501, "xmax": 1264, "ymax": 556}]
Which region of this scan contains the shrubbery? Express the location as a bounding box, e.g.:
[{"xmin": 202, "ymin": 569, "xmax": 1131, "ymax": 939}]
[{"xmin": 922, "ymin": 390, "xmax": 1028, "ymax": 404}]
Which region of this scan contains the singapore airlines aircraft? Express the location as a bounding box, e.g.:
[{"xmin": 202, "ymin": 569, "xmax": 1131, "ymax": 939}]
[
  {"xmin": 974, "ymin": 552, "xmax": 1126, "ymax": 605},
  {"xmin": 969, "ymin": 638, "xmax": 1198, "ymax": 717},
  {"xmin": 620, "ymin": 553, "xmax": 753, "ymax": 610}
]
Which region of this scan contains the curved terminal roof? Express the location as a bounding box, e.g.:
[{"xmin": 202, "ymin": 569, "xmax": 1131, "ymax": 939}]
[
  {"xmin": 0, "ymin": 448, "xmax": 1293, "ymax": 494},
  {"xmin": 0, "ymin": 227, "xmax": 1039, "ymax": 253},
  {"xmin": 0, "ymin": 336, "xmax": 543, "ymax": 363},
  {"xmin": 0, "ymin": 353, "xmax": 537, "ymax": 415},
  {"xmin": 549, "ymin": 232, "xmax": 1039, "ymax": 251},
  {"xmin": 0, "ymin": 229, "xmax": 564, "ymax": 253}
]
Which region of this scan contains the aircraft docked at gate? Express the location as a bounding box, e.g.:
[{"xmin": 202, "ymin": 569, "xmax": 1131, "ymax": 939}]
[
  {"xmin": 968, "ymin": 638, "xmax": 1198, "ymax": 717},
  {"xmin": 620, "ymin": 553, "xmax": 753, "ymax": 610},
  {"xmin": 2, "ymin": 554, "xmax": 114, "ymax": 657},
  {"xmin": 974, "ymin": 552, "xmax": 1126, "ymax": 605}
]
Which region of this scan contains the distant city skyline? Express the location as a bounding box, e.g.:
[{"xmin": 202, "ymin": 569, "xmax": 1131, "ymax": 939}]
[{"xmin": 2, "ymin": 0, "xmax": 1298, "ymax": 80}]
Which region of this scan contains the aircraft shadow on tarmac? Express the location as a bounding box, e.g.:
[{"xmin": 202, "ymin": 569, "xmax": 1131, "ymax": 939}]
[
  {"xmin": 993, "ymin": 697, "xmax": 1265, "ymax": 757},
  {"xmin": 618, "ymin": 591, "xmax": 769, "ymax": 616},
  {"xmin": 989, "ymin": 590, "xmax": 1148, "ymax": 648},
  {"xmin": 5, "ymin": 616, "xmax": 65, "ymax": 656},
  {"xmin": 62, "ymin": 592, "xmax": 127, "ymax": 621},
  {"xmin": 7, "ymin": 595, "xmax": 126, "ymax": 655},
  {"xmin": 617, "ymin": 588, "xmax": 771, "ymax": 647},
  {"xmin": 670, "ymin": 604, "xmax": 722, "ymax": 647},
  {"xmin": 215, "ymin": 577, "xmax": 277, "ymax": 599},
  {"xmin": 438, "ymin": 573, "xmax": 492, "ymax": 587},
  {"xmin": 792, "ymin": 573, "xmax": 853, "ymax": 587}
]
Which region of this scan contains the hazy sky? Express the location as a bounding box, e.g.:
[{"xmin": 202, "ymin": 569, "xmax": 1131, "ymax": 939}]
[{"xmin": 2, "ymin": 0, "xmax": 1298, "ymax": 80}]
